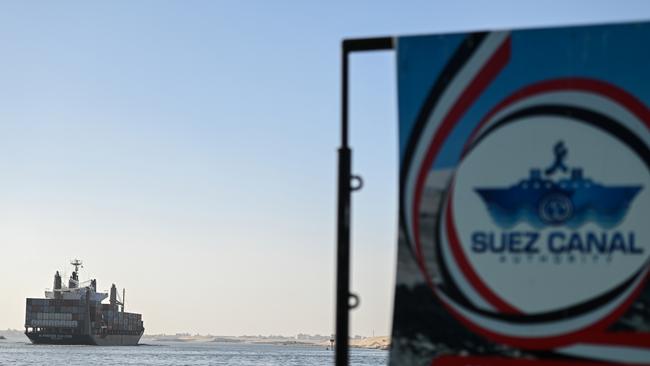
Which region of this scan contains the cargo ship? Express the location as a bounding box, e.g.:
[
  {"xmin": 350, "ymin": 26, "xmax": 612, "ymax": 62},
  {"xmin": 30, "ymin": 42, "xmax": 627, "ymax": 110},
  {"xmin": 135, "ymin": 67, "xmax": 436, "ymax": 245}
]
[{"xmin": 24, "ymin": 259, "xmax": 144, "ymax": 346}]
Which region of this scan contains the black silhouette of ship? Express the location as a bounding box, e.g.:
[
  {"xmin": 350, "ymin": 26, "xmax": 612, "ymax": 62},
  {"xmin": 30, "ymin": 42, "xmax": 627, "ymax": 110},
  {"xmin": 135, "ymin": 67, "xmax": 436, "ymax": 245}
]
[
  {"xmin": 475, "ymin": 150, "xmax": 642, "ymax": 229},
  {"xmin": 24, "ymin": 259, "xmax": 144, "ymax": 346}
]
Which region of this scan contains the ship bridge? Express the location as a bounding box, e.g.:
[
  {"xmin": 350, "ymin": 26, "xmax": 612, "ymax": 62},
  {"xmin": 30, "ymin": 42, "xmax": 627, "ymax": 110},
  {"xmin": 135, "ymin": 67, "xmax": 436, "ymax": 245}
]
[
  {"xmin": 45, "ymin": 260, "xmax": 108, "ymax": 303},
  {"xmin": 45, "ymin": 287, "xmax": 108, "ymax": 302}
]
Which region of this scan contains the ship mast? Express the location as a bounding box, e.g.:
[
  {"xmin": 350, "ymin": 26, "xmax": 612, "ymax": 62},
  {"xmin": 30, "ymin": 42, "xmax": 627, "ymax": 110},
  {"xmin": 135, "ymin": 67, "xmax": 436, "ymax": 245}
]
[
  {"xmin": 69, "ymin": 259, "xmax": 83, "ymax": 289},
  {"xmin": 71, "ymin": 259, "xmax": 83, "ymax": 273}
]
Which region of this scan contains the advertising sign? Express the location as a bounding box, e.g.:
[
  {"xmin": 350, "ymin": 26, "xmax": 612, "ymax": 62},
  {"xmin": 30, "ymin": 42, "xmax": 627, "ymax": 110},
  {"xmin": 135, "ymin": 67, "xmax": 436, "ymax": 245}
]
[{"xmin": 390, "ymin": 22, "xmax": 650, "ymax": 365}]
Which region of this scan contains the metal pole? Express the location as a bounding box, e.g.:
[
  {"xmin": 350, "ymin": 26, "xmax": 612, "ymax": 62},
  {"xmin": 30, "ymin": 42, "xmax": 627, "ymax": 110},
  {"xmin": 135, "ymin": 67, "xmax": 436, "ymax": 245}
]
[
  {"xmin": 335, "ymin": 37, "xmax": 393, "ymax": 366},
  {"xmin": 335, "ymin": 41, "xmax": 351, "ymax": 366}
]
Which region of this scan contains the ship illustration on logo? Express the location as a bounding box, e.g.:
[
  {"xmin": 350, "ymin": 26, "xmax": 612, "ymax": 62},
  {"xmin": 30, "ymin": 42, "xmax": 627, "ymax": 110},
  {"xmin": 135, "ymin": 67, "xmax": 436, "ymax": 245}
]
[{"xmin": 475, "ymin": 141, "xmax": 643, "ymax": 229}]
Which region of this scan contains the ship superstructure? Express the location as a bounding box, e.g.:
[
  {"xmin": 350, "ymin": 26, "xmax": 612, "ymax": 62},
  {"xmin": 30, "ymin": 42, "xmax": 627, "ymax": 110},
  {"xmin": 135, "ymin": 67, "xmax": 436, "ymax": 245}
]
[{"xmin": 24, "ymin": 259, "xmax": 144, "ymax": 346}]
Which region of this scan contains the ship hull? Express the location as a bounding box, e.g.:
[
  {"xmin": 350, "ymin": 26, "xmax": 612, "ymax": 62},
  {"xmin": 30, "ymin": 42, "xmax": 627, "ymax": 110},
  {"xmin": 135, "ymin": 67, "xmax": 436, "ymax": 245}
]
[
  {"xmin": 92, "ymin": 333, "xmax": 143, "ymax": 346},
  {"xmin": 26, "ymin": 332, "xmax": 143, "ymax": 346}
]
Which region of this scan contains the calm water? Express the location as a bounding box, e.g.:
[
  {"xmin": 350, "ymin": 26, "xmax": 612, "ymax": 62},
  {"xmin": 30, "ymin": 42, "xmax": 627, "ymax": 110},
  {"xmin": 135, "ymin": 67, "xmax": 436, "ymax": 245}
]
[{"xmin": 0, "ymin": 339, "xmax": 388, "ymax": 366}]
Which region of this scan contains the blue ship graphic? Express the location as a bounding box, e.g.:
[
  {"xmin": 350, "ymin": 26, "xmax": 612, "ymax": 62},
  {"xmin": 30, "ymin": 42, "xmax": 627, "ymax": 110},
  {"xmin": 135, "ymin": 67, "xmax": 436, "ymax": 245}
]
[{"xmin": 475, "ymin": 142, "xmax": 643, "ymax": 229}]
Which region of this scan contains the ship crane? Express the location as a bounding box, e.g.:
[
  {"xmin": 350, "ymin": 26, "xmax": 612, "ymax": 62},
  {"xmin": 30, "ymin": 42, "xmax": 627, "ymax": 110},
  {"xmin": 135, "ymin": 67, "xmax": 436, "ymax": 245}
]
[{"xmin": 110, "ymin": 284, "xmax": 126, "ymax": 312}]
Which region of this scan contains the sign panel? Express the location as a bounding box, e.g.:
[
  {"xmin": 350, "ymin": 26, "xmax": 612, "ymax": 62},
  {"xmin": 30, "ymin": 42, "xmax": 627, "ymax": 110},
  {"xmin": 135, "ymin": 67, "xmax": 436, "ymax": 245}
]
[{"xmin": 390, "ymin": 22, "xmax": 650, "ymax": 365}]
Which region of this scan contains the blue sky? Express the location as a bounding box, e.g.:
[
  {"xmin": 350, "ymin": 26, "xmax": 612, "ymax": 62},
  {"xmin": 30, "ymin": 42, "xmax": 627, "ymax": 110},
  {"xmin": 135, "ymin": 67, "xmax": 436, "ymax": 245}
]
[{"xmin": 0, "ymin": 1, "xmax": 649, "ymax": 336}]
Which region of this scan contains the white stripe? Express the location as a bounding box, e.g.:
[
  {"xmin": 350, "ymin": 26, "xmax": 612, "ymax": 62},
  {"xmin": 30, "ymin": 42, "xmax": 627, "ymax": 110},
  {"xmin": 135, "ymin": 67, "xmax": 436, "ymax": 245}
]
[
  {"xmin": 471, "ymin": 90, "xmax": 650, "ymax": 148},
  {"xmin": 557, "ymin": 343, "xmax": 650, "ymax": 364},
  {"xmin": 436, "ymin": 266, "xmax": 648, "ymax": 338},
  {"xmin": 439, "ymin": 196, "xmax": 496, "ymax": 311},
  {"xmin": 404, "ymin": 31, "xmax": 510, "ymax": 256}
]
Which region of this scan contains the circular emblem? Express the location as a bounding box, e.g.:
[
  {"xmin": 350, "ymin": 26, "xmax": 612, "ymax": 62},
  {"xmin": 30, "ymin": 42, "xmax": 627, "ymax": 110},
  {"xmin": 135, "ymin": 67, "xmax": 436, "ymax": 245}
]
[
  {"xmin": 538, "ymin": 192, "xmax": 573, "ymax": 225},
  {"xmin": 407, "ymin": 78, "xmax": 650, "ymax": 349}
]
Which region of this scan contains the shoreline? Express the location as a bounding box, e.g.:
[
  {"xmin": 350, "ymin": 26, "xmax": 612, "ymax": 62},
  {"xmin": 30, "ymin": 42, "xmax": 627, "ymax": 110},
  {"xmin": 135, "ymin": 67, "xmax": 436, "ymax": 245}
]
[
  {"xmin": 141, "ymin": 334, "xmax": 390, "ymax": 350},
  {"xmin": 0, "ymin": 330, "xmax": 389, "ymax": 350}
]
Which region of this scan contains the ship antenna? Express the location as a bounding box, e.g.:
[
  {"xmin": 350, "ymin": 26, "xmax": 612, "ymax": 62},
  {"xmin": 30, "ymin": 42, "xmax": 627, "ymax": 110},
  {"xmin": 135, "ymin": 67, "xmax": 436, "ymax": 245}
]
[{"xmin": 70, "ymin": 259, "xmax": 84, "ymax": 273}]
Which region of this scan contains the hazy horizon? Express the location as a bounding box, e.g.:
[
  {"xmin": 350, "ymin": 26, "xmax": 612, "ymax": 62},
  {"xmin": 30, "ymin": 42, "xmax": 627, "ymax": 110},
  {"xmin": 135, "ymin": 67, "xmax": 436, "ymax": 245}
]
[{"xmin": 2, "ymin": 1, "xmax": 649, "ymax": 337}]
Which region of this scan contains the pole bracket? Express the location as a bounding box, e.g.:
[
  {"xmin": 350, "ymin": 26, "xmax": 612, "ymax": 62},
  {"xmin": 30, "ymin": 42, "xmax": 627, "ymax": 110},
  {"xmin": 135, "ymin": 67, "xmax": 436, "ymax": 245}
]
[
  {"xmin": 350, "ymin": 175, "xmax": 364, "ymax": 192},
  {"xmin": 349, "ymin": 292, "xmax": 361, "ymax": 310}
]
